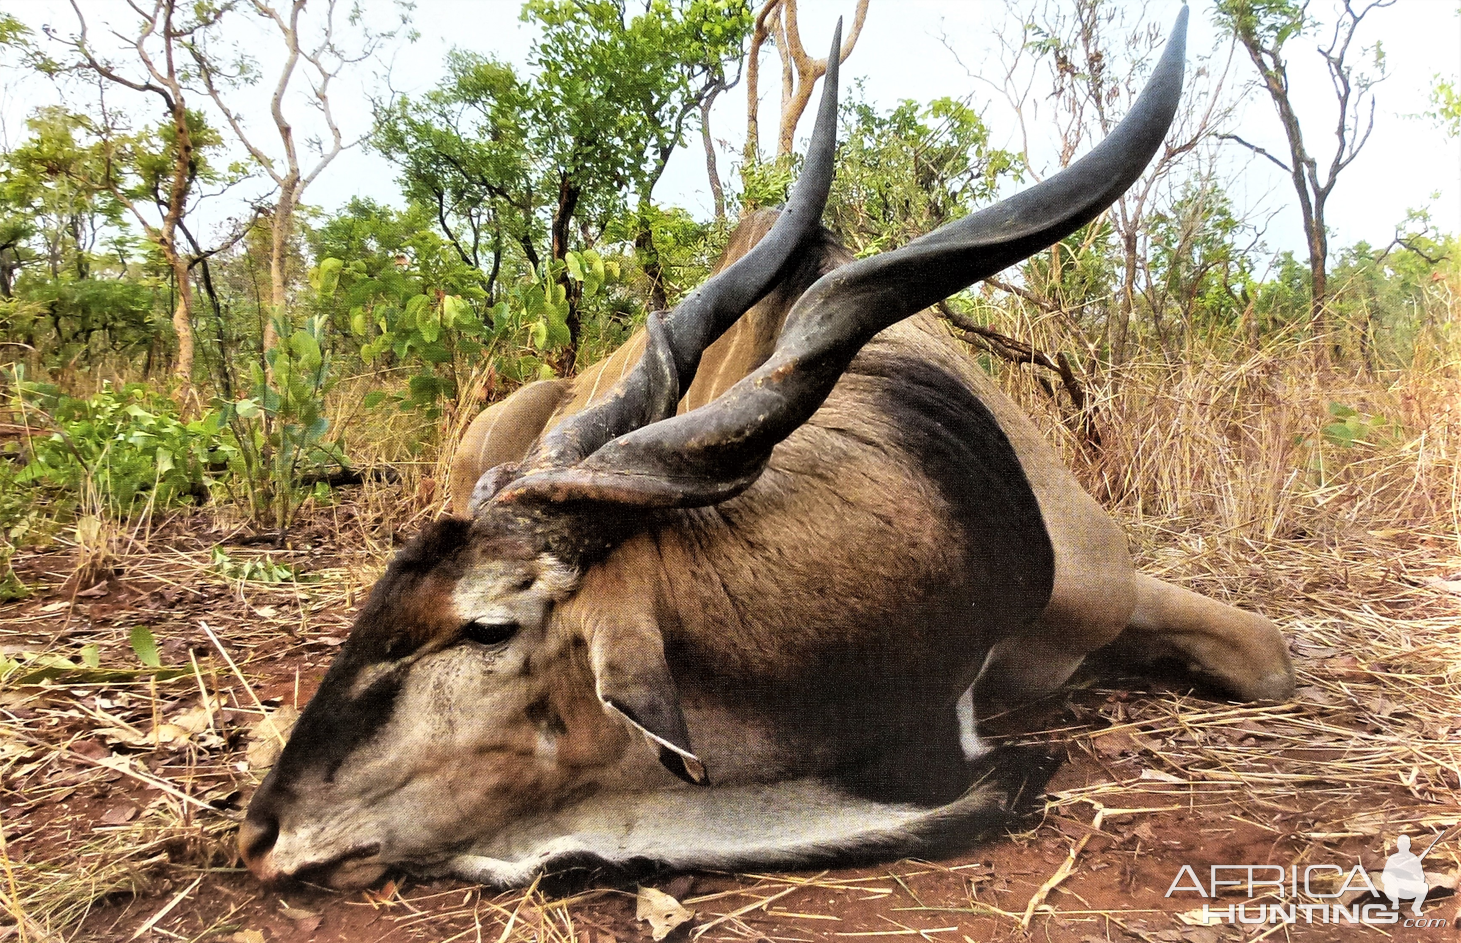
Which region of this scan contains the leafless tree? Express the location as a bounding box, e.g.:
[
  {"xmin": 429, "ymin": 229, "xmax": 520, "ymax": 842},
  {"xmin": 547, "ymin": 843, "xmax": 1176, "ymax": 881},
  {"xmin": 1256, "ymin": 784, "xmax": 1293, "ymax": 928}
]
[
  {"xmin": 744, "ymin": 0, "xmax": 868, "ymax": 163},
  {"xmin": 1216, "ymin": 0, "xmax": 1394, "ymax": 363},
  {"xmin": 944, "ymin": 1, "xmax": 1237, "ymax": 371},
  {"xmin": 187, "ymin": 0, "xmax": 399, "ymax": 355},
  {"xmin": 50, "ymin": 0, "xmax": 228, "ymax": 406},
  {"xmin": 700, "ymin": 70, "xmax": 741, "ymax": 220}
]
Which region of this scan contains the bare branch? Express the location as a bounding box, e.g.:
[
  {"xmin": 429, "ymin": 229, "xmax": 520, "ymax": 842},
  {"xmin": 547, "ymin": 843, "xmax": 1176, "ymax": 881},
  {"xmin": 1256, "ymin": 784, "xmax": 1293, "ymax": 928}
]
[
  {"xmin": 771, "ymin": 0, "xmax": 868, "ymax": 156},
  {"xmin": 743, "ymin": 0, "xmax": 781, "ymax": 163},
  {"xmin": 1218, "ymin": 132, "xmax": 1293, "ymax": 173}
]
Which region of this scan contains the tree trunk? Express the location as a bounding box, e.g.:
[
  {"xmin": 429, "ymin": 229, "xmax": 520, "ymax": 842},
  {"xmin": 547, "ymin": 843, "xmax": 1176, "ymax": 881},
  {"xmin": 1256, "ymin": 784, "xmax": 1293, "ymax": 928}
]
[
  {"xmin": 551, "ymin": 175, "xmax": 582, "ymax": 373},
  {"xmin": 635, "ymin": 215, "xmax": 669, "ymax": 312},
  {"xmin": 161, "ymin": 80, "xmax": 197, "ymax": 408},
  {"xmin": 1113, "ymin": 229, "xmax": 1139, "ymax": 367},
  {"xmin": 701, "ymin": 88, "xmax": 726, "ymax": 220},
  {"xmin": 170, "ymin": 252, "xmax": 195, "ymax": 395},
  {"xmin": 1307, "ymin": 198, "xmax": 1339, "ymax": 363},
  {"xmin": 262, "ymin": 181, "xmax": 298, "ymax": 356}
]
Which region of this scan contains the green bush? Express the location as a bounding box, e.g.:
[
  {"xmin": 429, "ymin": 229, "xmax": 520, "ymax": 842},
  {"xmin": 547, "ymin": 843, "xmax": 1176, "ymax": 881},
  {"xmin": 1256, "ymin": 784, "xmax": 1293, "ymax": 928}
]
[
  {"xmin": 218, "ymin": 306, "xmax": 346, "ymax": 531},
  {"xmin": 7, "ymin": 370, "xmax": 232, "ymax": 516}
]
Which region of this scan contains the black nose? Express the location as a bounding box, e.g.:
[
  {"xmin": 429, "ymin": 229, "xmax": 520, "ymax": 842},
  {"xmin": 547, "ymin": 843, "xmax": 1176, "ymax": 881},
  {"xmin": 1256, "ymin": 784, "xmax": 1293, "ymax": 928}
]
[
  {"xmin": 238, "ymin": 792, "xmax": 281, "ymax": 881},
  {"xmin": 236, "ymin": 807, "xmax": 279, "ymax": 871}
]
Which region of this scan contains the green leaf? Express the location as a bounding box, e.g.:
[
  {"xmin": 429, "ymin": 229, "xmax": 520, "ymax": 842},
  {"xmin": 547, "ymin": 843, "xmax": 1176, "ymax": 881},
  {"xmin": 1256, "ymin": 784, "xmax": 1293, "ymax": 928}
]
[
  {"xmin": 441, "ymin": 294, "xmax": 469, "ymax": 330},
  {"xmin": 404, "ymin": 293, "xmax": 430, "ymax": 329},
  {"xmin": 418, "ymin": 342, "xmax": 451, "ymax": 364},
  {"xmin": 1327, "ymin": 402, "xmax": 1358, "ymax": 419},
  {"xmin": 1322, "ymin": 422, "xmax": 1358, "ymax": 447},
  {"xmin": 363, "ymin": 390, "xmax": 387, "ymax": 409},
  {"xmin": 408, "ymin": 373, "xmax": 444, "ymax": 405},
  {"xmin": 314, "ymin": 257, "xmax": 344, "ymax": 298},
  {"xmin": 418, "ymin": 305, "xmax": 441, "ymax": 343},
  {"xmin": 129, "ymin": 625, "xmax": 162, "ymax": 669},
  {"xmin": 290, "ymin": 330, "xmax": 323, "ymax": 372},
  {"xmin": 583, "ymin": 249, "xmax": 605, "ymax": 296},
  {"xmin": 80, "ymin": 644, "xmax": 100, "ymax": 668},
  {"xmin": 350, "ymin": 307, "xmax": 370, "ymax": 337},
  {"xmin": 1, "ymin": 652, "xmax": 186, "ymax": 685}
]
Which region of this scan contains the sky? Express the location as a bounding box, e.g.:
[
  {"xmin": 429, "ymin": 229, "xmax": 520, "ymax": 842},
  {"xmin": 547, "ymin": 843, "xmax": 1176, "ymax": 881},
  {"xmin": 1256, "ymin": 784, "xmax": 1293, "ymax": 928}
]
[{"xmin": 4, "ymin": 0, "xmax": 1459, "ymax": 265}]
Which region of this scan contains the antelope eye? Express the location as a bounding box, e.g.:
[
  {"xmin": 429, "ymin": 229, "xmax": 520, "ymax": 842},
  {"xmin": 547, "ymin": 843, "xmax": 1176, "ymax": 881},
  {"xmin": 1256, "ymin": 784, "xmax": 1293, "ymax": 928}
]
[{"xmin": 461, "ymin": 620, "xmax": 519, "ymax": 647}]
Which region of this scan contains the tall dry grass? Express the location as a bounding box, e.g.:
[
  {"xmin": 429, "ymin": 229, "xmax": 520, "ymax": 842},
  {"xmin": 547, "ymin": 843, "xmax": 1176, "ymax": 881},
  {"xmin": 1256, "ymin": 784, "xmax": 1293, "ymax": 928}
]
[{"xmin": 972, "ymin": 270, "xmax": 1461, "ymax": 617}]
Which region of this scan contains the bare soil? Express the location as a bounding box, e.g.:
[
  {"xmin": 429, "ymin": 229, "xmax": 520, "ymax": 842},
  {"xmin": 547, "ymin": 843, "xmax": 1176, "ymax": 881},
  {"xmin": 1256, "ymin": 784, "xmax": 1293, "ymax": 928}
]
[{"xmin": 2, "ymin": 501, "xmax": 1458, "ymax": 943}]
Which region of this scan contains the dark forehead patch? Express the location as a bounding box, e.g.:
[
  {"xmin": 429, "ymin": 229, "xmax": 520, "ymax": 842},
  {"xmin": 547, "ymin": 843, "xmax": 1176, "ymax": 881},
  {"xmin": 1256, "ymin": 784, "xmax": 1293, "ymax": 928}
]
[{"xmin": 345, "ymin": 517, "xmax": 477, "ymax": 662}]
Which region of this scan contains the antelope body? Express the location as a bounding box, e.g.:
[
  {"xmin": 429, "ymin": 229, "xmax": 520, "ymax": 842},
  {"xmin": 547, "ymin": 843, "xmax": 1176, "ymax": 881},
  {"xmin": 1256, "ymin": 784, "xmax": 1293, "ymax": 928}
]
[{"xmin": 239, "ymin": 11, "xmax": 1293, "ymax": 890}]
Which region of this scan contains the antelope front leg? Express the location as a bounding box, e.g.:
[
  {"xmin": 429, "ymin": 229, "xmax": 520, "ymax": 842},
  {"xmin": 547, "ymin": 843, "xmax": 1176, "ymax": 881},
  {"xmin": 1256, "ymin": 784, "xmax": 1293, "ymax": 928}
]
[{"xmin": 1109, "ymin": 573, "xmax": 1295, "ymax": 701}]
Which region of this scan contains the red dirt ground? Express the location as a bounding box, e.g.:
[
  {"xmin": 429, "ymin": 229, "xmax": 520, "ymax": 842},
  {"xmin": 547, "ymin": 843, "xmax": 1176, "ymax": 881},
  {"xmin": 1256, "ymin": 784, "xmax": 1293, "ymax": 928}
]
[{"xmin": 2, "ymin": 510, "xmax": 1457, "ymax": 943}]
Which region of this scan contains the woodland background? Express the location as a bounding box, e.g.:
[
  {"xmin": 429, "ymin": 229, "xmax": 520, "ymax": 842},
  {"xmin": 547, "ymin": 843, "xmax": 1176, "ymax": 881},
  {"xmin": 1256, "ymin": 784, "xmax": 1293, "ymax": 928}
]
[{"xmin": 0, "ymin": 0, "xmax": 1457, "ymax": 571}]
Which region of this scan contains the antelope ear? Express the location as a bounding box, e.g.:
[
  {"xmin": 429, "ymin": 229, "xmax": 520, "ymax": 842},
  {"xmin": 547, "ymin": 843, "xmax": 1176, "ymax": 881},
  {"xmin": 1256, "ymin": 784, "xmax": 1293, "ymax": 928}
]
[{"xmin": 588, "ymin": 616, "xmax": 706, "ymax": 785}]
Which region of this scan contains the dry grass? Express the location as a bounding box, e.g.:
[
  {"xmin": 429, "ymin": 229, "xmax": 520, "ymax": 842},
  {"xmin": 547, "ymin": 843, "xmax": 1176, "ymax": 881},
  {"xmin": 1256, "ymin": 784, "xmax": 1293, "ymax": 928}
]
[{"xmin": 2, "ymin": 292, "xmax": 1460, "ymax": 939}]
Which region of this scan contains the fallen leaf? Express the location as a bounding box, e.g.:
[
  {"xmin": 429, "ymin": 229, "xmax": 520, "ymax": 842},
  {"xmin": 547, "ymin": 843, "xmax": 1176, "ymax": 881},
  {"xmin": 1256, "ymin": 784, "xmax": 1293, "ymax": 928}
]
[
  {"xmin": 1421, "ymin": 576, "xmax": 1461, "ymax": 595},
  {"xmin": 39, "ymin": 601, "xmax": 70, "ymax": 614},
  {"xmin": 246, "ymin": 705, "xmax": 300, "ymax": 770},
  {"xmin": 93, "ymin": 726, "xmax": 151, "ymax": 749},
  {"xmin": 636, "ymin": 886, "xmax": 694, "ymax": 941},
  {"xmin": 169, "ymin": 698, "xmax": 222, "ymax": 735},
  {"xmin": 203, "ymin": 784, "xmax": 241, "ymax": 808},
  {"xmin": 70, "ymin": 738, "xmax": 110, "ymax": 760},
  {"xmin": 1094, "ymin": 732, "xmax": 1135, "ymax": 757},
  {"xmin": 1325, "ymin": 655, "xmax": 1370, "ymax": 681},
  {"xmin": 280, "ymin": 903, "xmax": 320, "ymax": 920},
  {"xmin": 1138, "ymin": 768, "xmax": 1186, "ymax": 784},
  {"xmin": 75, "ymin": 581, "xmax": 109, "ymax": 598},
  {"xmin": 254, "ymin": 605, "xmax": 279, "ymax": 619},
  {"xmin": 152, "ymin": 723, "xmax": 192, "ymax": 749},
  {"xmin": 226, "ymin": 932, "xmax": 266, "ymax": 943},
  {"xmin": 363, "ymin": 879, "xmax": 399, "ymax": 905},
  {"xmin": 1427, "ymin": 869, "xmax": 1459, "ymax": 892},
  {"xmin": 100, "ymin": 804, "xmax": 138, "ymax": 825},
  {"xmin": 1176, "ymin": 907, "xmax": 1224, "ymax": 926}
]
